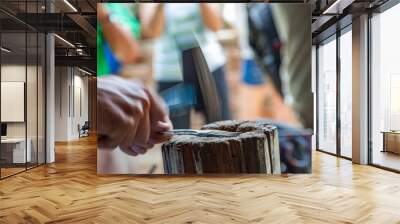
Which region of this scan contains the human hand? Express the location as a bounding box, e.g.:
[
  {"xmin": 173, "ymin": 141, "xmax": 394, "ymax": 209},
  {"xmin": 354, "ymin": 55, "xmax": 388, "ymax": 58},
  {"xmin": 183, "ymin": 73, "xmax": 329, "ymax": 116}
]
[{"xmin": 97, "ymin": 75, "xmax": 172, "ymax": 156}]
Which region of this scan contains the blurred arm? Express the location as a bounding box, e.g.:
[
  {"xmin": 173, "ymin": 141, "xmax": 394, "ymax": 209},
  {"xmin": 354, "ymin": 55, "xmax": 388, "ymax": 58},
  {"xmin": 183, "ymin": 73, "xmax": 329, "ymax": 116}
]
[
  {"xmin": 139, "ymin": 3, "xmax": 165, "ymax": 38},
  {"xmin": 200, "ymin": 3, "xmax": 223, "ymax": 32},
  {"xmin": 98, "ymin": 4, "xmax": 140, "ymax": 64}
]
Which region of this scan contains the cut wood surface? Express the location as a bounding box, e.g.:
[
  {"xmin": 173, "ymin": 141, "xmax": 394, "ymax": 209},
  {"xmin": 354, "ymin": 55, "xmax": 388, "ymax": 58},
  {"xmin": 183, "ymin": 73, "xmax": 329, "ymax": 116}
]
[{"xmin": 162, "ymin": 120, "xmax": 281, "ymax": 174}]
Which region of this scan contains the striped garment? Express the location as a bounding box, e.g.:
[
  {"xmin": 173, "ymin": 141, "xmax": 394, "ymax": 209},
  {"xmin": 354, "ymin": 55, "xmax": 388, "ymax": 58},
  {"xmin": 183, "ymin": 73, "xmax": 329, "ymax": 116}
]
[{"xmin": 153, "ymin": 3, "xmax": 226, "ymax": 82}]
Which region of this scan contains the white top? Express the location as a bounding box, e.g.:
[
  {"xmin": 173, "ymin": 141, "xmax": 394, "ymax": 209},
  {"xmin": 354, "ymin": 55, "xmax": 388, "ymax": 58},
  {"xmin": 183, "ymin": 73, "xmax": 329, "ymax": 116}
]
[
  {"xmin": 223, "ymin": 3, "xmax": 254, "ymax": 59},
  {"xmin": 153, "ymin": 3, "xmax": 226, "ymax": 81}
]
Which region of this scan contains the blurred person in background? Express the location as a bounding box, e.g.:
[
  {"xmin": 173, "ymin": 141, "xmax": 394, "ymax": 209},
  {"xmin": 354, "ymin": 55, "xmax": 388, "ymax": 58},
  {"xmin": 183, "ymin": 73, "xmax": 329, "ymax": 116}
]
[
  {"xmin": 248, "ymin": 3, "xmax": 312, "ymax": 129},
  {"xmin": 224, "ymin": 3, "xmax": 299, "ymax": 125},
  {"xmin": 222, "ymin": 3, "xmax": 266, "ymax": 120},
  {"xmin": 271, "ymin": 4, "xmax": 313, "ymax": 129},
  {"xmin": 222, "ymin": 4, "xmax": 265, "ymax": 87},
  {"xmin": 247, "ymin": 4, "xmax": 282, "ymax": 95},
  {"xmin": 97, "ymin": 3, "xmax": 172, "ymax": 164},
  {"xmin": 140, "ymin": 3, "xmax": 231, "ymax": 129},
  {"xmin": 247, "ymin": 3, "xmax": 313, "ymax": 172},
  {"xmin": 97, "ymin": 3, "xmax": 141, "ymax": 77}
]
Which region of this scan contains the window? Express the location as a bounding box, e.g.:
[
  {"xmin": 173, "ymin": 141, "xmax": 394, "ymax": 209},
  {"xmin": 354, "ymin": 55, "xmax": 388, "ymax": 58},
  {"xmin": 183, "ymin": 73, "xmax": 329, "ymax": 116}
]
[
  {"xmin": 1, "ymin": 31, "xmax": 28, "ymax": 177},
  {"xmin": 370, "ymin": 3, "xmax": 400, "ymax": 171},
  {"xmin": 0, "ymin": 1, "xmax": 47, "ymax": 179},
  {"xmin": 317, "ymin": 36, "xmax": 337, "ymax": 154},
  {"xmin": 339, "ymin": 29, "xmax": 352, "ymax": 158}
]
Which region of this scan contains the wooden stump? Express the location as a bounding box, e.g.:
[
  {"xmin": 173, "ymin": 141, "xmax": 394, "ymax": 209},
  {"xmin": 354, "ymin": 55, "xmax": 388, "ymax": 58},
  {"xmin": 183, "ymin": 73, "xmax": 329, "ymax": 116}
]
[{"xmin": 162, "ymin": 120, "xmax": 281, "ymax": 174}]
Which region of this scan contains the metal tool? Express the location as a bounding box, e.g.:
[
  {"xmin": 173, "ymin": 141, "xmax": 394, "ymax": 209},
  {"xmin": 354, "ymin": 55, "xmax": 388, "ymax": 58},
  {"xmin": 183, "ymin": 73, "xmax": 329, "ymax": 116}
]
[
  {"xmin": 159, "ymin": 83, "xmax": 196, "ymax": 118},
  {"xmin": 162, "ymin": 129, "xmax": 240, "ymax": 138},
  {"xmin": 159, "ymin": 34, "xmax": 222, "ymax": 121},
  {"xmin": 182, "ymin": 46, "xmax": 222, "ymax": 122}
]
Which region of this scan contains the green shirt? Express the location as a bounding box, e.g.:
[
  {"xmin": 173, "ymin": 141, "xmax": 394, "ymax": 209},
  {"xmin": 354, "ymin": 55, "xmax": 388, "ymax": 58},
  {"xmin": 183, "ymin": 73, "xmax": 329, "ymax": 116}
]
[{"xmin": 97, "ymin": 3, "xmax": 141, "ymax": 77}]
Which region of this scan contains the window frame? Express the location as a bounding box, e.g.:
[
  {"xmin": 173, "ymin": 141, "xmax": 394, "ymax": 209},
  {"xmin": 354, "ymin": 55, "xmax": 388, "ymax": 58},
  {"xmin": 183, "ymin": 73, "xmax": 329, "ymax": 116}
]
[
  {"xmin": 0, "ymin": 0, "xmax": 48, "ymax": 180},
  {"xmin": 367, "ymin": 0, "xmax": 400, "ymax": 173},
  {"xmin": 315, "ymin": 20, "xmax": 353, "ymax": 160}
]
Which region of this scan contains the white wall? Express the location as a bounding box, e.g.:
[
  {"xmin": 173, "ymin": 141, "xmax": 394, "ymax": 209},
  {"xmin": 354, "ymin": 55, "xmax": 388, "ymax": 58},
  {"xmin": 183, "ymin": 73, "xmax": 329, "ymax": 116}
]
[
  {"xmin": 55, "ymin": 67, "xmax": 69, "ymax": 141},
  {"xmin": 1, "ymin": 65, "xmax": 30, "ymax": 138},
  {"xmin": 72, "ymin": 73, "xmax": 89, "ymax": 138},
  {"xmin": 54, "ymin": 67, "xmax": 89, "ymax": 141}
]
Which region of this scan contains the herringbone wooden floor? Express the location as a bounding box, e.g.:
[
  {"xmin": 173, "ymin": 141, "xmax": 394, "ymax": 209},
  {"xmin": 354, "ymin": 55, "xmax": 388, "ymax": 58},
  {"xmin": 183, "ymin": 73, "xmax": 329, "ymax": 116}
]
[{"xmin": 1, "ymin": 136, "xmax": 400, "ymax": 224}]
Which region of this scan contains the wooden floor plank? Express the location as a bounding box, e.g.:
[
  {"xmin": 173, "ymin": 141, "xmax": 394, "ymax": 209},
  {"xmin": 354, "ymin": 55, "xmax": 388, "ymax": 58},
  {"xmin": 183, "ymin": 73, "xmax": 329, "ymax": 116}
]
[{"xmin": 0, "ymin": 136, "xmax": 400, "ymax": 223}]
